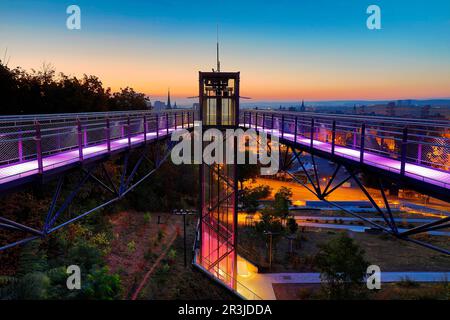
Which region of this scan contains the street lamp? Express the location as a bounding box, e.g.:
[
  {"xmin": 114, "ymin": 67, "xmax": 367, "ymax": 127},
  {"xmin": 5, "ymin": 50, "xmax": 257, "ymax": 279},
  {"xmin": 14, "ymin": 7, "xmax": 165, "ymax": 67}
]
[
  {"xmin": 173, "ymin": 209, "xmax": 196, "ymax": 267},
  {"xmin": 263, "ymin": 230, "xmax": 279, "ymax": 271}
]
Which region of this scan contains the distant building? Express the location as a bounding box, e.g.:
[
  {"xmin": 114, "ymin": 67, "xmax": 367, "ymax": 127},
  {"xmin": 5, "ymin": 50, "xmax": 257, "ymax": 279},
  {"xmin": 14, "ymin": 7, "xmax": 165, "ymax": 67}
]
[
  {"xmin": 300, "ymin": 100, "xmax": 305, "ymax": 112},
  {"xmin": 359, "ymin": 105, "xmax": 366, "ymax": 114},
  {"xmin": 152, "ymin": 89, "xmax": 174, "ymax": 111},
  {"xmin": 421, "ymin": 105, "xmax": 431, "ymax": 119},
  {"xmin": 397, "ymin": 100, "xmax": 412, "ymax": 106},
  {"xmin": 386, "ymin": 102, "xmax": 396, "ymax": 117},
  {"xmin": 153, "ymin": 101, "xmax": 166, "ymax": 111}
]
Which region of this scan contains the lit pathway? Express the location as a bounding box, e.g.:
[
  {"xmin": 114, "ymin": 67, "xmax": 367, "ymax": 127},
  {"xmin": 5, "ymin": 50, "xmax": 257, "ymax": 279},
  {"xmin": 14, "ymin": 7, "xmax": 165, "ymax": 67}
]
[
  {"xmin": 242, "ymin": 125, "xmax": 450, "ymax": 190},
  {"xmin": 238, "ymin": 271, "xmax": 450, "ymax": 300},
  {"xmin": 0, "ymin": 125, "xmax": 190, "ymax": 185}
]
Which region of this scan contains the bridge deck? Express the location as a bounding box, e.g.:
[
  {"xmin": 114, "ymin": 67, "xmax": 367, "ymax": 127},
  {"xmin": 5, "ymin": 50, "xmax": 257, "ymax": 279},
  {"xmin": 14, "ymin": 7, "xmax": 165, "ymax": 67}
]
[
  {"xmin": 245, "ymin": 125, "xmax": 450, "ymax": 190},
  {"xmin": 0, "ymin": 126, "xmax": 187, "ymax": 186}
]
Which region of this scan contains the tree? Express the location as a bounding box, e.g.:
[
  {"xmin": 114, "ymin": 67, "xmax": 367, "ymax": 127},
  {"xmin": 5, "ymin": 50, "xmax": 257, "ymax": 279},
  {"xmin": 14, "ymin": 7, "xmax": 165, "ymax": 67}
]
[
  {"xmin": 237, "ymin": 147, "xmax": 261, "ymax": 190},
  {"xmin": 286, "ymin": 218, "xmax": 298, "ymax": 255},
  {"xmin": 108, "ymin": 87, "xmax": 148, "ymax": 111},
  {"xmin": 272, "ymin": 187, "xmax": 292, "ymax": 220},
  {"xmin": 286, "ymin": 218, "xmax": 298, "ymax": 234},
  {"xmin": 241, "ymin": 185, "xmax": 271, "ymax": 214},
  {"xmin": 237, "ymin": 163, "xmax": 260, "ymax": 190},
  {"xmin": 315, "ymin": 233, "xmax": 370, "ymax": 299},
  {"xmin": 81, "ymin": 266, "xmax": 122, "ymax": 300},
  {"xmin": 0, "ymin": 62, "xmax": 147, "ymax": 114}
]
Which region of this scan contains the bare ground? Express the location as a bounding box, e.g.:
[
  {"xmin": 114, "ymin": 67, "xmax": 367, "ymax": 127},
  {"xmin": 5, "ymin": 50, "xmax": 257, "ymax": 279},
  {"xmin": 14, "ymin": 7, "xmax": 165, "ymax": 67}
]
[{"xmin": 106, "ymin": 211, "xmax": 181, "ymax": 298}]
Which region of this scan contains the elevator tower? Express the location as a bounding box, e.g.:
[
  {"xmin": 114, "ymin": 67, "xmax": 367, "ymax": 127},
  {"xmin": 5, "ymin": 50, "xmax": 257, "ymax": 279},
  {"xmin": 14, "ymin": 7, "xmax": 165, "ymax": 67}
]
[{"xmin": 198, "ymin": 70, "xmax": 240, "ymax": 289}]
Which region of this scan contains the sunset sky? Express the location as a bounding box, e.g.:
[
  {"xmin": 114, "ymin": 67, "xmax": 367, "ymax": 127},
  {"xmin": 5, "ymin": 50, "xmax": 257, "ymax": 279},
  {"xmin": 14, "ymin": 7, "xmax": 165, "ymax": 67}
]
[{"xmin": 1, "ymin": 0, "xmax": 449, "ymax": 104}]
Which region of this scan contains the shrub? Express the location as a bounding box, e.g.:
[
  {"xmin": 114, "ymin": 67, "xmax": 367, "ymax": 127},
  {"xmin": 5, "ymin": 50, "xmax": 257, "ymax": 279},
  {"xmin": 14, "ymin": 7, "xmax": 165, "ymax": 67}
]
[
  {"xmin": 168, "ymin": 249, "xmax": 177, "ymax": 263},
  {"xmin": 143, "ymin": 212, "xmax": 151, "ymax": 224},
  {"xmin": 127, "ymin": 240, "xmax": 136, "ymax": 253},
  {"xmin": 315, "ymin": 233, "xmax": 370, "ymax": 299},
  {"xmin": 397, "ymin": 277, "xmax": 420, "ymax": 288},
  {"xmin": 157, "ymin": 230, "xmax": 165, "ymax": 242}
]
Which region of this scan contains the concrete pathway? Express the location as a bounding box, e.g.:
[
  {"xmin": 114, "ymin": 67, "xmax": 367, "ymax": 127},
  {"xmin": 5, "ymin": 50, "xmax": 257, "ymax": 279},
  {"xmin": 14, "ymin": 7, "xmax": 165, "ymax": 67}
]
[{"xmin": 238, "ymin": 271, "xmax": 450, "ymax": 300}]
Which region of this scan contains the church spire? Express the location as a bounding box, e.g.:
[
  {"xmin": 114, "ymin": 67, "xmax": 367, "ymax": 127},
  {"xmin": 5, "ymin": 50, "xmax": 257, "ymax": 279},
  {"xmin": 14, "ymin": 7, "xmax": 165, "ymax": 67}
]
[{"xmin": 167, "ymin": 88, "xmax": 172, "ymax": 109}]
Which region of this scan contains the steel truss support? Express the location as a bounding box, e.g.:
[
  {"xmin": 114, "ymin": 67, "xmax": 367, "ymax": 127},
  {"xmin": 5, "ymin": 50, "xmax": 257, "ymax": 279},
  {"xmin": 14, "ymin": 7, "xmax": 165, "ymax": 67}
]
[
  {"xmin": 283, "ymin": 146, "xmax": 450, "ymax": 255},
  {"xmin": 199, "ymin": 130, "xmax": 239, "ymax": 289},
  {"xmin": 0, "ymin": 140, "xmax": 176, "ymax": 251}
]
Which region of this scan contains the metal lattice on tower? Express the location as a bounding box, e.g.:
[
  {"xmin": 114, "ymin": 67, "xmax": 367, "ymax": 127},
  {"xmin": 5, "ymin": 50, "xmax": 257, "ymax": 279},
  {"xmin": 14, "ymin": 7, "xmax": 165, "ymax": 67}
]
[{"xmin": 197, "ymin": 71, "xmax": 240, "ymax": 289}]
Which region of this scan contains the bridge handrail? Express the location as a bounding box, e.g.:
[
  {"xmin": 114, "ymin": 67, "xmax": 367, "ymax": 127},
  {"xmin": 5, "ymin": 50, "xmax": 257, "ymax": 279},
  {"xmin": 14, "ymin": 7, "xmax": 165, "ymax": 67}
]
[
  {"xmin": 0, "ymin": 108, "xmax": 195, "ymax": 123},
  {"xmin": 243, "ymin": 109, "xmax": 450, "ymax": 127},
  {"xmin": 241, "ymin": 109, "xmax": 450, "ymax": 174},
  {"xmin": 0, "ymin": 109, "xmax": 199, "ymax": 169}
]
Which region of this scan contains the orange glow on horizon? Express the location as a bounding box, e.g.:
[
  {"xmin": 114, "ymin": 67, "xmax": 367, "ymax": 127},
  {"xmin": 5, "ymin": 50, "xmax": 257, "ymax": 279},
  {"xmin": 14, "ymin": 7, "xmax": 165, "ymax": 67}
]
[{"xmin": 8, "ymin": 54, "xmax": 450, "ymax": 102}]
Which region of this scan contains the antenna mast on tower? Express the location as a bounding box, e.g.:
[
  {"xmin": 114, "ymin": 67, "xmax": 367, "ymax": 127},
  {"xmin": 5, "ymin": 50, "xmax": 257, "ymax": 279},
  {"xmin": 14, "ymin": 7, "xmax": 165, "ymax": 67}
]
[{"xmin": 216, "ymin": 24, "xmax": 221, "ymax": 72}]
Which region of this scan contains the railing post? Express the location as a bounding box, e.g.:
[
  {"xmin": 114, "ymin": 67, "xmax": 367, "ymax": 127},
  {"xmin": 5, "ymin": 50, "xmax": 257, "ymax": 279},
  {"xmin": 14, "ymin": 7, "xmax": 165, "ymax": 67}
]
[
  {"xmin": 156, "ymin": 114, "xmax": 159, "ymax": 140},
  {"xmin": 262, "ymin": 113, "xmax": 266, "ymax": 130},
  {"xmin": 417, "ymin": 143, "xmax": 422, "ymax": 165},
  {"xmin": 106, "ymin": 117, "xmax": 111, "ymax": 152},
  {"xmin": 35, "ymin": 120, "xmax": 43, "ymax": 174},
  {"xmin": 360, "ymin": 123, "xmax": 365, "ymax": 164},
  {"xmin": 77, "ymin": 118, "xmax": 84, "ymax": 162},
  {"xmin": 187, "ymin": 112, "xmax": 190, "ymax": 128},
  {"xmin": 400, "ymin": 127, "xmax": 408, "ymax": 176},
  {"xmin": 175, "ymin": 112, "xmax": 178, "ymax": 129},
  {"xmin": 271, "ymin": 114, "xmax": 274, "ymax": 131},
  {"xmin": 18, "ymin": 133, "xmax": 23, "ymax": 162},
  {"xmin": 331, "ymin": 120, "xmax": 336, "ymax": 156},
  {"xmin": 84, "ymin": 127, "xmax": 88, "ymax": 147},
  {"xmin": 310, "ymin": 118, "xmax": 315, "ymax": 151},
  {"xmin": 294, "ymin": 116, "xmax": 298, "ymax": 144},
  {"xmin": 166, "ymin": 113, "xmax": 169, "ymax": 135},
  {"xmin": 143, "ymin": 115, "xmax": 147, "ymax": 143},
  {"xmin": 127, "ymin": 115, "xmax": 131, "ymax": 148},
  {"xmin": 281, "ymin": 115, "xmax": 285, "ymax": 139},
  {"xmin": 182, "ymin": 111, "xmax": 185, "ymax": 129}
]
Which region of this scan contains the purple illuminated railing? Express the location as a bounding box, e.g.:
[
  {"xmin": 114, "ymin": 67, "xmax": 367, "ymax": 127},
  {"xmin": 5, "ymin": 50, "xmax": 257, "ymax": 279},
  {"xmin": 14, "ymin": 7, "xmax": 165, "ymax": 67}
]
[
  {"xmin": 240, "ymin": 110, "xmax": 450, "ymax": 189},
  {"xmin": 0, "ymin": 109, "xmax": 199, "ymax": 185}
]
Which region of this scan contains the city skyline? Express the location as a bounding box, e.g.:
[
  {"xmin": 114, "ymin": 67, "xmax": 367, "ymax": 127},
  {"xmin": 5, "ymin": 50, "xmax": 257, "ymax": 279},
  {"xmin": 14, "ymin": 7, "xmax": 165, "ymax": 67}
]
[{"xmin": 1, "ymin": 0, "xmax": 450, "ymax": 101}]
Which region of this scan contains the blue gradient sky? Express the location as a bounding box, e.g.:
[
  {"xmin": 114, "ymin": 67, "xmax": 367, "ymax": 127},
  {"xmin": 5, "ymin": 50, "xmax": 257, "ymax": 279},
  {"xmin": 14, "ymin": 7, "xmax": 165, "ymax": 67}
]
[{"xmin": 1, "ymin": 0, "xmax": 449, "ymax": 103}]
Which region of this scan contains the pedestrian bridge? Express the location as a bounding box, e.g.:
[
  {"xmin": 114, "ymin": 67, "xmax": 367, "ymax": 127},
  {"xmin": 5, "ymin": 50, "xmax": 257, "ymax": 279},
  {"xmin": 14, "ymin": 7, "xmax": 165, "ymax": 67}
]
[
  {"xmin": 0, "ymin": 109, "xmax": 449, "ymax": 201},
  {"xmin": 0, "ymin": 110, "xmax": 197, "ymax": 192},
  {"xmin": 0, "ymin": 108, "xmax": 449, "ymax": 283},
  {"xmin": 241, "ymin": 110, "xmax": 450, "ymax": 202}
]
